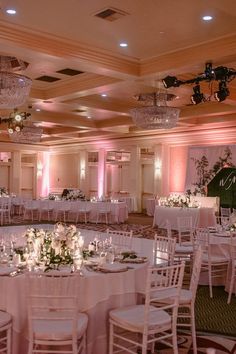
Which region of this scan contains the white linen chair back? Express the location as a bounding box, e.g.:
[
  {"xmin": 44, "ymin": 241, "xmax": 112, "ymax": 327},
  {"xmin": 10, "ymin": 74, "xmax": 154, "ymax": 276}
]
[
  {"xmin": 195, "ymin": 228, "xmax": 229, "ymax": 298},
  {"xmin": 0, "ymin": 197, "xmax": 11, "ymax": 225},
  {"xmin": 77, "ymin": 201, "xmax": 91, "ymax": 223},
  {"xmin": 220, "ymin": 207, "xmax": 231, "ymax": 217},
  {"xmin": 189, "ymin": 246, "xmax": 203, "ymax": 300},
  {"xmin": 165, "ymin": 219, "xmax": 172, "ymax": 238},
  {"xmin": 96, "ymin": 202, "xmax": 111, "ymax": 224},
  {"xmin": 0, "ymin": 310, "xmax": 12, "ymax": 354},
  {"xmin": 227, "ymin": 233, "xmax": 236, "ymax": 304},
  {"xmin": 153, "ymin": 235, "xmax": 176, "ymax": 266},
  {"xmin": 177, "ymin": 216, "xmax": 194, "ymax": 245},
  {"xmin": 26, "ymin": 272, "xmax": 87, "ymax": 354},
  {"xmin": 109, "ymin": 262, "xmax": 185, "ymax": 354},
  {"xmin": 106, "ymin": 229, "xmax": 133, "ymax": 251}
]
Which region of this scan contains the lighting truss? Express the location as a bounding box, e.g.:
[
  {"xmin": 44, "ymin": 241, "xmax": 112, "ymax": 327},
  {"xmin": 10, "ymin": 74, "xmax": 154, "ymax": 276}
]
[{"xmin": 162, "ymin": 63, "xmax": 236, "ymax": 103}]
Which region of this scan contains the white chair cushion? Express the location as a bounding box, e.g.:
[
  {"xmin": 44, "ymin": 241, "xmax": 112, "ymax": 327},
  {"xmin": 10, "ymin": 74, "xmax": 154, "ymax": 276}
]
[
  {"xmin": 150, "ymin": 288, "xmax": 192, "ymax": 305},
  {"xmin": 0, "ymin": 311, "xmax": 11, "ymax": 327},
  {"xmin": 33, "ymin": 312, "xmax": 88, "ymax": 341},
  {"xmin": 110, "ymin": 304, "xmax": 171, "ymax": 333},
  {"xmin": 175, "ymin": 244, "xmax": 194, "ymax": 254},
  {"xmin": 202, "ymin": 254, "xmax": 229, "ymax": 264}
]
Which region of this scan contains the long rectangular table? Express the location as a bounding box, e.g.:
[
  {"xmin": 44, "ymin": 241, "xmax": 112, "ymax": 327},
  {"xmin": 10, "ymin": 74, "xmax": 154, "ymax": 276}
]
[{"xmin": 153, "ymin": 205, "xmax": 216, "ymax": 229}]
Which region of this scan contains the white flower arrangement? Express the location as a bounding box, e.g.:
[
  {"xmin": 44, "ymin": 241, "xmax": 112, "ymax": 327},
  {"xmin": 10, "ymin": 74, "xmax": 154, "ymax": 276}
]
[
  {"xmin": 62, "ymin": 189, "xmax": 85, "ymax": 201},
  {"xmin": 163, "ymin": 193, "xmax": 191, "ymax": 208},
  {"xmin": 0, "ymin": 187, "xmax": 8, "ymax": 197},
  {"xmin": 24, "ymin": 223, "xmax": 82, "ymax": 270}
]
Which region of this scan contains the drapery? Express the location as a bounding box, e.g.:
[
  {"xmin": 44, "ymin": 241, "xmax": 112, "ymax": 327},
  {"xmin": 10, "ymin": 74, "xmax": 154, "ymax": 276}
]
[{"xmin": 185, "ymin": 144, "xmax": 236, "ymax": 193}]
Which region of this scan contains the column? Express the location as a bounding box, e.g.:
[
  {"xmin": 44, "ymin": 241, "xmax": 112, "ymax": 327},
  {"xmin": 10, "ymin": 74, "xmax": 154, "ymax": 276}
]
[
  {"xmin": 98, "ymin": 149, "xmax": 106, "ymax": 198},
  {"xmin": 10, "ymin": 151, "xmax": 21, "ymax": 195},
  {"xmin": 130, "ymin": 146, "xmax": 142, "ymax": 212}
]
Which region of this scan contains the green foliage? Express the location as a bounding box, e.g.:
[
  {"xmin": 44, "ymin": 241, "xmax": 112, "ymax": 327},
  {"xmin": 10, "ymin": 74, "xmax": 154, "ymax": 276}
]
[{"xmin": 191, "ymin": 147, "xmax": 235, "ymax": 195}]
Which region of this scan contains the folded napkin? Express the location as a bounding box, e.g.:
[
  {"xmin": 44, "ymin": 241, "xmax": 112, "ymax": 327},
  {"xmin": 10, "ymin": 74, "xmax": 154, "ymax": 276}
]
[
  {"xmin": 120, "ymin": 257, "xmax": 148, "ymax": 264},
  {"xmin": 98, "ymin": 263, "xmax": 128, "ymax": 273}
]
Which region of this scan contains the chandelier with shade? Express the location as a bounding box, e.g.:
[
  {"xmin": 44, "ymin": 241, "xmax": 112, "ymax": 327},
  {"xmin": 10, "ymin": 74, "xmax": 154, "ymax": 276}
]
[
  {"xmin": 0, "ymin": 55, "xmax": 32, "ymax": 109},
  {"xmin": 130, "ymin": 91, "xmax": 180, "ymax": 130}
]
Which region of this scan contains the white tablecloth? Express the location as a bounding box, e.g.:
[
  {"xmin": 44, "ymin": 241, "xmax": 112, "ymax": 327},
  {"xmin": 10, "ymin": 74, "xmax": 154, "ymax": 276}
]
[
  {"xmin": 0, "ymin": 225, "xmax": 151, "ymax": 354},
  {"xmin": 27, "ymin": 200, "xmax": 128, "ymax": 224},
  {"xmin": 153, "ymin": 206, "xmax": 216, "ymax": 229},
  {"xmin": 145, "ymin": 198, "xmax": 156, "ymax": 216},
  {"xmin": 118, "ymin": 197, "xmax": 137, "ymax": 213}
]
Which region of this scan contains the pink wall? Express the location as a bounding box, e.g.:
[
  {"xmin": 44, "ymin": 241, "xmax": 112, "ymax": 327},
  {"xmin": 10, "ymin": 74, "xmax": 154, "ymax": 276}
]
[
  {"xmin": 49, "ymin": 153, "xmax": 78, "ymax": 191},
  {"xmin": 169, "ymin": 146, "xmax": 188, "ymax": 193}
]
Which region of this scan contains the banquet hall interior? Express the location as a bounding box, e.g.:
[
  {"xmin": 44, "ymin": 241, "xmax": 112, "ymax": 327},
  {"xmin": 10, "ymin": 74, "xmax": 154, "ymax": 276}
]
[{"xmin": 0, "ymin": 1, "xmax": 236, "ymax": 354}]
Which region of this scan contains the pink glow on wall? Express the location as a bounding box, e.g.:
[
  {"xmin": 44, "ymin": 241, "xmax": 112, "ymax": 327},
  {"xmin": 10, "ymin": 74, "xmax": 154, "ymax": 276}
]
[
  {"xmin": 37, "ymin": 152, "xmax": 50, "ymax": 197},
  {"xmin": 169, "ymin": 146, "xmax": 188, "ymax": 193},
  {"xmin": 42, "ymin": 152, "xmax": 50, "ymax": 197},
  {"xmin": 98, "ymin": 149, "xmax": 105, "ymax": 198}
]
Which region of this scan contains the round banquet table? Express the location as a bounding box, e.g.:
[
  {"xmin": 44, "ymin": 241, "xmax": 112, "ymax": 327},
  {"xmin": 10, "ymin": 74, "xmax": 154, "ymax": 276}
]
[
  {"xmin": 0, "ymin": 263, "xmax": 147, "ymax": 354},
  {"xmin": 0, "ymin": 225, "xmax": 150, "ymax": 354}
]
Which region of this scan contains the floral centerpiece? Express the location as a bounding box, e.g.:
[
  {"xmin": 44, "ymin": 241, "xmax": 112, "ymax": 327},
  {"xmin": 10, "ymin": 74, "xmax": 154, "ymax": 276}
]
[
  {"xmin": 24, "ymin": 223, "xmax": 83, "ymax": 271},
  {"xmin": 162, "ymin": 193, "xmax": 191, "ymax": 208},
  {"xmin": 0, "ymin": 187, "xmax": 8, "ymax": 197},
  {"xmin": 61, "ymin": 189, "xmax": 85, "ymax": 201}
]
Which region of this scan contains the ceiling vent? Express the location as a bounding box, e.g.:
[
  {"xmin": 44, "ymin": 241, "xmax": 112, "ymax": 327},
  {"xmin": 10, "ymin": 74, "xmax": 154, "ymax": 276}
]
[
  {"xmin": 36, "ymin": 75, "xmax": 60, "ymax": 83},
  {"xmin": 56, "ymin": 68, "xmax": 84, "ymax": 76},
  {"xmin": 94, "ymin": 7, "xmax": 129, "ymax": 21}
]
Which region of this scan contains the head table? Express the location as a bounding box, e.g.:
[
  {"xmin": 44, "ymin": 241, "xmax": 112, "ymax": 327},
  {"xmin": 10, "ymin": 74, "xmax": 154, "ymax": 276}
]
[
  {"xmin": 0, "ymin": 224, "xmax": 153, "ymax": 354},
  {"xmin": 153, "ymin": 205, "xmax": 216, "ymax": 229}
]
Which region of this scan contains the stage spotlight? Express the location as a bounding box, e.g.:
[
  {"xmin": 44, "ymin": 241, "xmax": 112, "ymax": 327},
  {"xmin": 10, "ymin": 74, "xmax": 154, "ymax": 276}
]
[
  {"xmin": 213, "ymin": 66, "xmax": 230, "ymax": 81},
  {"xmin": 214, "ymin": 81, "xmax": 229, "ymax": 102},
  {"xmin": 162, "ymin": 75, "xmax": 180, "ymax": 88},
  {"xmin": 191, "ymin": 84, "xmax": 205, "ymax": 104}
]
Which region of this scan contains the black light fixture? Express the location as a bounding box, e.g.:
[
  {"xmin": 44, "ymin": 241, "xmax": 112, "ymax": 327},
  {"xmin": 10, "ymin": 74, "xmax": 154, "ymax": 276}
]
[
  {"xmin": 214, "ymin": 81, "xmax": 229, "ymax": 102},
  {"xmin": 162, "ymin": 62, "xmax": 236, "ymax": 103},
  {"xmin": 162, "ymin": 75, "xmax": 182, "ymax": 88},
  {"xmin": 0, "ymin": 109, "xmax": 31, "ymax": 134},
  {"xmin": 191, "ymin": 84, "xmax": 205, "ymax": 105}
]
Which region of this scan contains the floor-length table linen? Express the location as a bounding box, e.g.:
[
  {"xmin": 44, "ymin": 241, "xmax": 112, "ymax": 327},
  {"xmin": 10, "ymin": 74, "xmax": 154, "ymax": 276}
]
[
  {"xmin": 153, "ymin": 206, "xmax": 216, "ymax": 229},
  {"xmin": 36, "ymin": 200, "xmax": 128, "ymax": 223},
  {"xmin": 145, "ymin": 198, "xmax": 156, "ymax": 216},
  {"xmin": 0, "ymin": 225, "xmax": 150, "ymax": 354}
]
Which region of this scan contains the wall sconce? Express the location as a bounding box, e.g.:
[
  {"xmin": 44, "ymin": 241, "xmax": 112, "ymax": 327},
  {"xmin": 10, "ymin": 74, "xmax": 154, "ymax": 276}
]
[
  {"xmin": 155, "ymin": 159, "xmax": 162, "ymax": 178},
  {"xmin": 80, "ymin": 167, "xmax": 85, "ymax": 180},
  {"xmin": 37, "ymin": 161, "xmax": 43, "ymax": 177}
]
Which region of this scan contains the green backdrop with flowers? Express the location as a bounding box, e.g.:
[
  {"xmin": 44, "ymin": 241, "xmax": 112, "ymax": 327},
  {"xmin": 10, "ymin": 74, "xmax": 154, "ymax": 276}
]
[{"xmin": 208, "ymin": 167, "xmax": 236, "ymax": 208}]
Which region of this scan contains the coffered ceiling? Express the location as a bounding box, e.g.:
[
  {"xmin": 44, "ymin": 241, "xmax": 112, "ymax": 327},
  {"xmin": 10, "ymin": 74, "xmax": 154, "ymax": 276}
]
[{"xmin": 1, "ymin": 0, "xmax": 236, "ymax": 147}]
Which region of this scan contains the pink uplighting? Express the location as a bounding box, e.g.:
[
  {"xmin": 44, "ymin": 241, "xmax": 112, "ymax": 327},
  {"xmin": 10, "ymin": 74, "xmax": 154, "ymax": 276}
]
[
  {"xmin": 98, "ymin": 149, "xmax": 105, "ymax": 198},
  {"xmin": 37, "ymin": 152, "xmax": 50, "ymax": 197},
  {"xmin": 169, "ymin": 146, "xmax": 188, "ymax": 193}
]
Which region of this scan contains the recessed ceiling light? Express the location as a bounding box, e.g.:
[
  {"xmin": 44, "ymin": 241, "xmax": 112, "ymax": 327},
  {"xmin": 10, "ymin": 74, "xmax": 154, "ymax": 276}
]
[
  {"xmin": 119, "ymin": 42, "xmax": 128, "ymax": 47},
  {"xmin": 6, "ymin": 9, "xmax": 17, "ymax": 15},
  {"xmin": 202, "ymin": 15, "xmax": 213, "ymax": 21},
  {"xmin": 36, "ymin": 108, "xmax": 41, "ymax": 112},
  {"xmin": 87, "ymin": 116, "xmax": 91, "ymax": 119},
  {"xmin": 101, "ymin": 93, "xmax": 107, "ymax": 97}
]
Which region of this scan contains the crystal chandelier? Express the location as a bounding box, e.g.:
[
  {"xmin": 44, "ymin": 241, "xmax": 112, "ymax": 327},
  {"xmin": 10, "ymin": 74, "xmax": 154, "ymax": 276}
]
[
  {"xmin": 9, "ymin": 125, "xmax": 43, "ymax": 144},
  {"xmin": 0, "ymin": 56, "xmax": 32, "ymax": 108},
  {"xmin": 130, "ymin": 92, "xmax": 180, "ymax": 129},
  {"xmin": 0, "ymin": 109, "xmax": 31, "ymax": 134}
]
